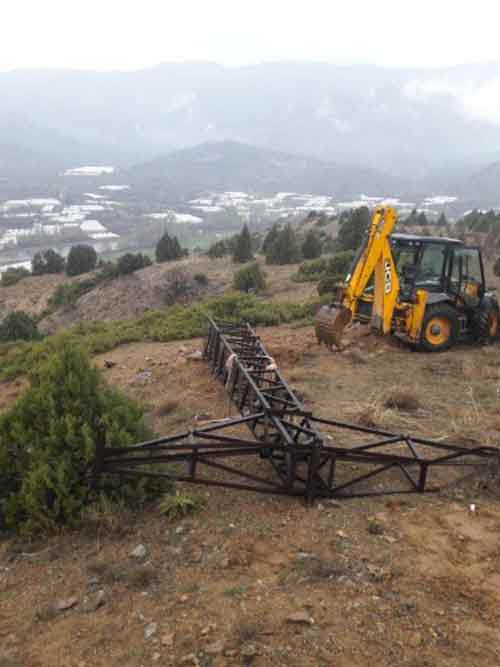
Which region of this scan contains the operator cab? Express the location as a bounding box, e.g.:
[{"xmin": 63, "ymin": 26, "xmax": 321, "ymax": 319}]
[{"xmin": 391, "ymin": 233, "xmax": 486, "ymax": 306}]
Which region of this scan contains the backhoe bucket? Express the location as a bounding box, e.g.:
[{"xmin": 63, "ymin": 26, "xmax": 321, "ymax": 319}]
[{"xmin": 314, "ymin": 305, "xmax": 352, "ymax": 349}]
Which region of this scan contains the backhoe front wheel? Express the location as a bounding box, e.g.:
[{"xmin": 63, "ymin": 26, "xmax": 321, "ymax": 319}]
[{"xmin": 418, "ymin": 304, "xmax": 459, "ymax": 352}]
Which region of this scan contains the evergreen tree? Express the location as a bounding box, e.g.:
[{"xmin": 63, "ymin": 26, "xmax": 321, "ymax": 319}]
[
  {"xmin": 0, "ymin": 311, "xmax": 41, "ymax": 343},
  {"xmin": 436, "ymin": 212, "xmax": 448, "ymax": 227},
  {"xmin": 0, "ymin": 344, "xmax": 157, "ymax": 534},
  {"xmin": 156, "ymin": 232, "xmax": 184, "ymax": 263},
  {"xmin": 317, "ymin": 251, "xmax": 355, "ymax": 295},
  {"xmin": 301, "ymin": 230, "xmax": 322, "ymax": 259},
  {"xmin": 266, "ymin": 224, "xmax": 302, "ymax": 265},
  {"xmin": 66, "ymin": 244, "xmax": 98, "ymax": 276},
  {"xmin": 116, "ymin": 252, "xmax": 152, "ymax": 275},
  {"xmin": 232, "ymin": 224, "xmax": 253, "ymax": 263},
  {"xmin": 405, "ymin": 209, "xmax": 419, "ymax": 226},
  {"xmin": 233, "ymin": 262, "xmax": 267, "ymax": 292},
  {"xmin": 337, "ymin": 206, "xmax": 370, "ymax": 251},
  {"xmin": 417, "ymin": 211, "xmax": 428, "ymax": 227},
  {"xmin": 32, "ymin": 248, "xmax": 65, "ymax": 275},
  {"xmin": 207, "ymin": 240, "xmax": 229, "ymax": 259},
  {"xmin": 262, "ymin": 224, "xmax": 280, "ymax": 254}
]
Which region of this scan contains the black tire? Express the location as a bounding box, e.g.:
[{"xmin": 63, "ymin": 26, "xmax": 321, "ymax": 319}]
[
  {"xmin": 473, "ymin": 298, "xmax": 499, "ymax": 343},
  {"xmin": 418, "ymin": 303, "xmax": 459, "ymax": 353}
]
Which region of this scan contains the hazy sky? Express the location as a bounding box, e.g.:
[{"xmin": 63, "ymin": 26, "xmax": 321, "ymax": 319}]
[{"xmin": 2, "ymin": 0, "xmax": 500, "ymax": 71}]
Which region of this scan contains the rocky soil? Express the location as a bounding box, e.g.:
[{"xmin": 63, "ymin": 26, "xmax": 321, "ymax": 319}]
[{"xmin": 2, "ymin": 326, "xmax": 500, "ymax": 666}]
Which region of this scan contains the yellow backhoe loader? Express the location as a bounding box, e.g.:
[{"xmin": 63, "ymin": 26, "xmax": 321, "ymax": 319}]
[{"xmin": 315, "ymin": 206, "xmax": 499, "ymax": 352}]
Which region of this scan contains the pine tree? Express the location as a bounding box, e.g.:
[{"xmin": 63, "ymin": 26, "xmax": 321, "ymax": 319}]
[
  {"xmin": 32, "ymin": 248, "xmax": 65, "ymax": 275},
  {"xmin": 156, "ymin": 232, "xmax": 184, "ymax": 263},
  {"xmin": 262, "ymin": 224, "xmax": 280, "ymax": 254},
  {"xmin": 405, "ymin": 209, "xmax": 419, "ymax": 226},
  {"xmin": 417, "ymin": 212, "xmax": 428, "ymax": 227},
  {"xmin": 232, "ymin": 224, "xmax": 253, "ymax": 263},
  {"xmin": 266, "ymin": 224, "xmax": 302, "ymax": 265},
  {"xmin": 0, "ymin": 344, "xmax": 156, "ymax": 534},
  {"xmin": 436, "ymin": 212, "xmax": 447, "ymax": 227},
  {"xmin": 66, "ymin": 245, "xmax": 98, "ymax": 276},
  {"xmin": 301, "ymin": 230, "xmax": 322, "ymax": 259},
  {"xmin": 337, "ymin": 207, "xmax": 370, "ymax": 251},
  {"xmin": 233, "ymin": 262, "xmax": 267, "ymax": 292}
]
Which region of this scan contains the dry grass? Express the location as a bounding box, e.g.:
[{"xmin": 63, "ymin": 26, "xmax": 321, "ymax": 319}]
[
  {"xmin": 0, "ymin": 656, "xmax": 25, "ymax": 667},
  {"xmin": 155, "ymin": 400, "xmax": 180, "ymax": 417},
  {"xmin": 356, "ymin": 406, "xmax": 380, "ymax": 428},
  {"xmin": 345, "ymin": 349, "xmax": 367, "ymax": 365},
  {"xmin": 293, "ymin": 556, "xmax": 344, "ymax": 581},
  {"xmin": 445, "ymin": 385, "xmax": 500, "ymax": 446},
  {"xmin": 86, "ymin": 561, "xmax": 158, "ymax": 590},
  {"xmin": 383, "ymin": 390, "xmax": 421, "ymax": 413},
  {"xmin": 34, "ymin": 604, "xmax": 60, "ymax": 623},
  {"xmin": 81, "ymin": 497, "xmax": 130, "ymax": 537},
  {"xmin": 233, "ymin": 619, "xmax": 264, "ymax": 645}
]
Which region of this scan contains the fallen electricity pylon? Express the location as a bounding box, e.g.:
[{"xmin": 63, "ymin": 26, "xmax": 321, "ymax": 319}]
[{"xmin": 95, "ymin": 318, "xmax": 499, "ymax": 501}]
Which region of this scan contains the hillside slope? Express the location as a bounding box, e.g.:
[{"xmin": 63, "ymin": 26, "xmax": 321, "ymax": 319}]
[{"xmin": 126, "ymin": 140, "xmax": 400, "ymax": 199}]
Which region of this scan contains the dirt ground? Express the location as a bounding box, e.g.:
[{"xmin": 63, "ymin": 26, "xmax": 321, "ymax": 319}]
[
  {"xmin": 2, "ymin": 326, "xmax": 500, "ymax": 666},
  {"xmin": 0, "ymin": 273, "xmax": 68, "ymax": 321}
]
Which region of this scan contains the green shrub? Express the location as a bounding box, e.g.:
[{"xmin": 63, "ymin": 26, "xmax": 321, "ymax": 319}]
[
  {"xmin": 233, "ymin": 263, "xmax": 266, "ymax": 292},
  {"xmin": 49, "ymin": 260, "xmax": 129, "ymax": 311},
  {"xmin": 337, "ymin": 207, "xmax": 370, "ymax": 251},
  {"xmin": 156, "ymin": 232, "xmax": 186, "ymax": 262},
  {"xmin": 301, "ymin": 230, "xmax": 323, "ymax": 259},
  {"xmin": 317, "ymin": 274, "xmax": 341, "ymax": 296},
  {"xmin": 232, "ymin": 224, "xmax": 254, "ymax": 263},
  {"xmin": 262, "ymin": 224, "xmax": 281, "ymax": 255},
  {"xmin": 207, "ymin": 239, "xmax": 230, "ymax": 259},
  {"xmin": 32, "ymin": 249, "xmax": 65, "ymax": 275},
  {"xmin": 326, "ymin": 250, "xmax": 355, "ymax": 277},
  {"xmin": 159, "ymin": 491, "xmax": 205, "ymax": 521},
  {"xmin": 0, "ymin": 344, "xmax": 161, "ymax": 534},
  {"xmin": 66, "ymin": 244, "xmax": 98, "ymax": 276},
  {"xmin": 49, "ymin": 278, "xmax": 99, "ymax": 310},
  {"xmin": 266, "ymin": 224, "xmax": 302, "ymax": 265},
  {"xmin": 117, "ymin": 252, "xmax": 152, "ymax": 275},
  {"xmin": 317, "ymin": 250, "xmax": 355, "ymax": 296},
  {"xmin": 1, "ymin": 267, "xmax": 31, "ymax": 287},
  {"xmin": 194, "ymin": 272, "xmax": 209, "ymax": 285},
  {"xmin": 0, "ymin": 311, "xmax": 41, "ymax": 343},
  {"xmin": 0, "ymin": 293, "xmax": 319, "ymax": 383},
  {"xmin": 293, "ymin": 258, "xmax": 328, "ymax": 282}
]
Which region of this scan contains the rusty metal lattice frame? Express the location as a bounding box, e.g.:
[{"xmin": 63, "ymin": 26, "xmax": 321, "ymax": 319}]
[{"xmin": 94, "ymin": 317, "xmax": 499, "ymax": 501}]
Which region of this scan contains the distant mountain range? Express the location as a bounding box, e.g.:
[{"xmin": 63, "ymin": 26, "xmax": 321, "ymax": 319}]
[{"xmin": 2, "ymin": 61, "xmax": 500, "ymax": 200}]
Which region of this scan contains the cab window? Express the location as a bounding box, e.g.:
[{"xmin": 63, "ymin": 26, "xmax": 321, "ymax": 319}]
[
  {"xmin": 415, "ymin": 244, "xmax": 447, "ymax": 285},
  {"xmin": 450, "ymin": 248, "xmax": 482, "ymax": 284},
  {"xmin": 450, "ymin": 248, "xmax": 483, "ymax": 304},
  {"xmin": 392, "ymin": 244, "xmax": 419, "ymax": 274}
]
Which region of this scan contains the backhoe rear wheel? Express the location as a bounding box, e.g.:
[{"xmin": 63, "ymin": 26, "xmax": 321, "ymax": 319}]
[
  {"xmin": 418, "ymin": 303, "xmax": 459, "ymax": 353},
  {"xmin": 473, "ymin": 298, "xmax": 499, "ymax": 344}
]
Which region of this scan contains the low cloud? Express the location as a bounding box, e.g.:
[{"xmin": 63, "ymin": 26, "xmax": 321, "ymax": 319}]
[{"xmin": 402, "ymin": 76, "xmax": 500, "ymax": 125}]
